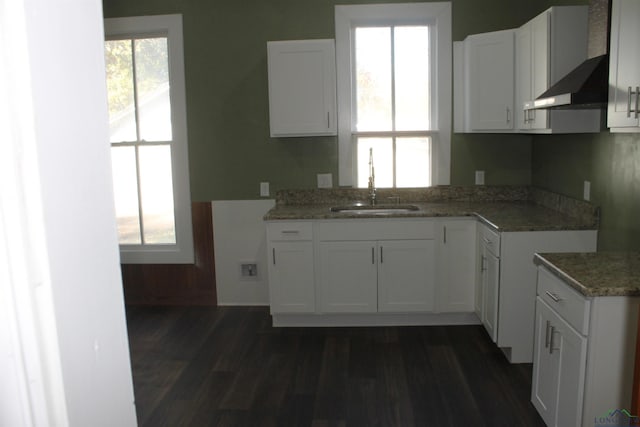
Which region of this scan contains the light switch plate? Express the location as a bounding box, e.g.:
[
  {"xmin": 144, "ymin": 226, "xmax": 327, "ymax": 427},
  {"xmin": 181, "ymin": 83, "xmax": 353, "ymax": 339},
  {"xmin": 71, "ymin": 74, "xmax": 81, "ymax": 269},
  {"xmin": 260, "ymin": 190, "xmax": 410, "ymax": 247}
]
[
  {"xmin": 317, "ymin": 173, "xmax": 333, "ymax": 188},
  {"xmin": 475, "ymin": 170, "xmax": 485, "ymax": 185},
  {"xmin": 583, "ymin": 180, "xmax": 591, "ymax": 201},
  {"xmin": 260, "ymin": 182, "xmax": 270, "ymax": 197}
]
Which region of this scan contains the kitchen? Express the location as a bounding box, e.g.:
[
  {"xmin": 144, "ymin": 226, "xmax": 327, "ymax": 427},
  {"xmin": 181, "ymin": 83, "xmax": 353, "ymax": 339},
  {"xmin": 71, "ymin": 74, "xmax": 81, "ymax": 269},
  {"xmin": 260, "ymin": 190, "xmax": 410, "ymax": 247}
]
[{"xmin": 2, "ymin": 0, "xmax": 640, "ymax": 426}]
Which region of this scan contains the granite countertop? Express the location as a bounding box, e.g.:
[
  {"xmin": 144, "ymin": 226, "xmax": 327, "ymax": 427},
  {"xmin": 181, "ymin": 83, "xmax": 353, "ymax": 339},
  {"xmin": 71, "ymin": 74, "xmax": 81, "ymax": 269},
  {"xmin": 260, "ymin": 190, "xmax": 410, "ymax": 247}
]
[
  {"xmin": 534, "ymin": 252, "xmax": 640, "ymax": 297},
  {"xmin": 264, "ymin": 201, "xmax": 594, "ymax": 232},
  {"xmin": 263, "ymin": 186, "xmax": 599, "ymax": 232}
]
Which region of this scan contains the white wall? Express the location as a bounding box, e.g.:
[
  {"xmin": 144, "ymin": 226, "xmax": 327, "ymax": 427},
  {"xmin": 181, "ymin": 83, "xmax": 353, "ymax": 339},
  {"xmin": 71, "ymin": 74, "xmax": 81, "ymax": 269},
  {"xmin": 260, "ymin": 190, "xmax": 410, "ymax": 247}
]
[
  {"xmin": 0, "ymin": 0, "xmax": 137, "ymax": 425},
  {"xmin": 212, "ymin": 200, "xmax": 275, "ymax": 305}
]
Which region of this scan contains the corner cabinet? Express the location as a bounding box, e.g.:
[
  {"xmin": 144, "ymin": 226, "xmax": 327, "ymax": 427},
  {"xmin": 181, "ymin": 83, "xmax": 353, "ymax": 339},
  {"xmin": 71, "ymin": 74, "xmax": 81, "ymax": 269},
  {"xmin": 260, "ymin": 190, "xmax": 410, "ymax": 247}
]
[
  {"xmin": 267, "ymin": 39, "xmax": 337, "ymax": 137},
  {"xmin": 266, "ymin": 222, "xmax": 315, "ymax": 313},
  {"xmin": 515, "ymin": 6, "xmax": 601, "ymax": 134},
  {"xmin": 455, "ymin": 29, "xmax": 515, "ymax": 132},
  {"xmin": 608, "ymin": 0, "xmax": 640, "ymax": 132},
  {"xmin": 474, "ymin": 224, "xmax": 597, "ymax": 363}
]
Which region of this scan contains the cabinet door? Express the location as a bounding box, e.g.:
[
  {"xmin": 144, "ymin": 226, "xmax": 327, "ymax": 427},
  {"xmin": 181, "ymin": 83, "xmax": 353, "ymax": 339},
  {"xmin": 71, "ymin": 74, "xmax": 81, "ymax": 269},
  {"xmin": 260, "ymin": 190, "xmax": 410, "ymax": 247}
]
[
  {"xmin": 267, "ymin": 39, "xmax": 337, "ymax": 137},
  {"xmin": 439, "ymin": 221, "xmax": 476, "ymax": 312},
  {"xmin": 318, "ymin": 241, "xmax": 377, "ymax": 313},
  {"xmin": 268, "ymin": 241, "xmax": 315, "ymax": 313},
  {"xmin": 532, "ymin": 298, "xmax": 587, "ymax": 427},
  {"xmin": 608, "ymin": 0, "xmax": 640, "ymax": 129},
  {"xmin": 466, "ymin": 30, "xmax": 515, "ymax": 130},
  {"xmin": 474, "ymin": 229, "xmax": 484, "ymax": 318},
  {"xmin": 377, "ymin": 240, "xmax": 436, "ymax": 312},
  {"xmin": 482, "ymin": 250, "xmax": 500, "ymax": 342},
  {"xmin": 532, "ymin": 298, "xmax": 560, "ymax": 426},
  {"xmin": 528, "ymin": 11, "xmax": 550, "ymax": 130},
  {"xmin": 516, "ymin": 12, "xmax": 549, "ymax": 130},
  {"xmin": 515, "ymin": 24, "xmax": 532, "ymax": 130}
]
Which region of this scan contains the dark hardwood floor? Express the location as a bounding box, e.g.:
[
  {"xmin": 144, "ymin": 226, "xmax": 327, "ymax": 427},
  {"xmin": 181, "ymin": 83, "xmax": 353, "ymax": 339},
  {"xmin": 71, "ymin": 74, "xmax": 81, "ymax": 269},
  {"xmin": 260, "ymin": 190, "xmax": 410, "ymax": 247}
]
[{"xmin": 125, "ymin": 306, "xmax": 545, "ymax": 427}]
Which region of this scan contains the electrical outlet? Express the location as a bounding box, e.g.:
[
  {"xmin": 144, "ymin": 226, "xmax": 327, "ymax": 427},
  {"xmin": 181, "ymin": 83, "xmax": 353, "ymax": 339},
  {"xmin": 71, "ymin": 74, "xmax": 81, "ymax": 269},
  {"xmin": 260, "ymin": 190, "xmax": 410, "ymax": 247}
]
[
  {"xmin": 260, "ymin": 182, "xmax": 270, "ymax": 197},
  {"xmin": 317, "ymin": 173, "xmax": 333, "ymax": 188},
  {"xmin": 583, "ymin": 180, "xmax": 591, "ymax": 201},
  {"xmin": 475, "ymin": 170, "xmax": 485, "ymax": 185}
]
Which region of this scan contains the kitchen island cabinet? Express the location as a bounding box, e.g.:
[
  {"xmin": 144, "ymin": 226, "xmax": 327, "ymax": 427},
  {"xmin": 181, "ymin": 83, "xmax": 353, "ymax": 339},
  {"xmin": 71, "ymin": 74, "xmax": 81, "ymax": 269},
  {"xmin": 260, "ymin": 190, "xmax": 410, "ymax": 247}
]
[{"xmin": 532, "ymin": 253, "xmax": 640, "ymax": 426}]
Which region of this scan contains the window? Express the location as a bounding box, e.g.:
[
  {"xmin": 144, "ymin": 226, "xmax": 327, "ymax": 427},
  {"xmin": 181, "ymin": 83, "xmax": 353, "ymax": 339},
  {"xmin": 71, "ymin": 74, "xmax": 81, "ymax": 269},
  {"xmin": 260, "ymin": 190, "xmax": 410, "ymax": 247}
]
[
  {"xmin": 335, "ymin": 3, "xmax": 452, "ymax": 188},
  {"xmin": 105, "ymin": 15, "xmax": 193, "ymax": 264}
]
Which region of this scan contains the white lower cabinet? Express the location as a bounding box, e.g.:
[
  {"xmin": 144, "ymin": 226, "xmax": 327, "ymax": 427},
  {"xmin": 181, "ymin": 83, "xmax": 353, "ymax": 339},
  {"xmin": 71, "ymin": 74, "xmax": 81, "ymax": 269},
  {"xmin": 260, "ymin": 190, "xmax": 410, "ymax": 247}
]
[
  {"xmin": 531, "ymin": 266, "xmax": 640, "ymax": 427},
  {"xmin": 318, "ymin": 238, "xmax": 437, "ymax": 313},
  {"xmin": 482, "ymin": 249, "xmax": 500, "ymax": 342},
  {"xmin": 438, "ymin": 220, "xmax": 477, "ymax": 312},
  {"xmin": 532, "ymin": 297, "xmax": 587, "ymax": 427},
  {"xmin": 318, "ymin": 241, "xmax": 378, "ymax": 313},
  {"xmin": 474, "ymin": 224, "xmax": 597, "ymax": 363},
  {"xmin": 266, "ymin": 222, "xmax": 315, "ymax": 313},
  {"xmin": 377, "ymin": 240, "xmax": 436, "ymax": 312}
]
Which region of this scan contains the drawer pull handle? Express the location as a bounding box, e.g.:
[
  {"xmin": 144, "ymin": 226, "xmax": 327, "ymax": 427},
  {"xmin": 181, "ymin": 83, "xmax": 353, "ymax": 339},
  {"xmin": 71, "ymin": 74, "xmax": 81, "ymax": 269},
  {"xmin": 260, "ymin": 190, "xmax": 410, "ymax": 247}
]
[
  {"xmin": 281, "ymin": 230, "xmax": 300, "ymax": 234},
  {"xmin": 272, "ymin": 248, "xmax": 276, "ymax": 265},
  {"xmin": 545, "ymin": 291, "xmax": 562, "ymax": 302},
  {"xmin": 482, "ymin": 237, "xmax": 492, "ymax": 245},
  {"xmin": 549, "ymin": 326, "xmax": 556, "ymax": 354}
]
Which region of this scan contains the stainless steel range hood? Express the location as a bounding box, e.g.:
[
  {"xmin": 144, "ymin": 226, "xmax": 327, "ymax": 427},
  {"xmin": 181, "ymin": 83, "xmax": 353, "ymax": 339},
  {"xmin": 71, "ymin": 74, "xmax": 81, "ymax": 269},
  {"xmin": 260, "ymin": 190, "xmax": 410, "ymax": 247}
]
[{"xmin": 529, "ymin": 0, "xmax": 611, "ymax": 110}]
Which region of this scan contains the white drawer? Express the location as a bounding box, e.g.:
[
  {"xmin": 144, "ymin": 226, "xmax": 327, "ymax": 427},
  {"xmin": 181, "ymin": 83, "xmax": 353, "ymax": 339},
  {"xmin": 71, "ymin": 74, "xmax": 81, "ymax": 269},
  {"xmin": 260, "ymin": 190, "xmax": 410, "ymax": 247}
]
[
  {"xmin": 267, "ymin": 221, "xmax": 313, "ymax": 241},
  {"xmin": 537, "ymin": 266, "xmax": 590, "ymax": 335},
  {"xmin": 479, "ymin": 224, "xmax": 501, "ymax": 257},
  {"xmin": 316, "ymin": 219, "xmax": 436, "ymax": 241}
]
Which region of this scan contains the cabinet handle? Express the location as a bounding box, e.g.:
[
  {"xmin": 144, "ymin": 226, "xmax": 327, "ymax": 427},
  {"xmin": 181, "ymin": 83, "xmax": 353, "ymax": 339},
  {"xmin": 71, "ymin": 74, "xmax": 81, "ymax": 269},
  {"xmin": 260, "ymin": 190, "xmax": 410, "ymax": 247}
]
[
  {"xmin": 545, "ymin": 290, "xmax": 562, "ymax": 302},
  {"xmin": 443, "ymin": 226, "xmax": 447, "ymax": 244},
  {"xmin": 481, "ymin": 256, "xmax": 487, "ymax": 272},
  {"xmin": 281, "ymin": 230, "xmax": 300, "ymax": 234},
  {"xmin": 627, "ymin": 86, "xmax": 640, "ymax": 118},
  {"xmin": 482, "ymin": 237, "xmax": 492, "ymax": 245},
  {"xmin": 549, "ymin": 326, "xmax": 556, "ymax": 354},
  {"xmin": 506, "ymin": 107, "xmax": 511, "ymax": 123},
  {"xmin": 272, "ymin": 248, "xmax": 276, "ymax": 265},
  {"xmin": 327, "ymin": 112, "xmax": 330, "ymax": 128},
  {"xmin": 380, "ymin": 246, "xmax": 384, "ymax": 263},
  {"xmin": 545, "ymin": 320, "xmax": 551, "ymax": 349},
  {"xmin": 523, "ymin": 110, "xmax": 528, "ymax": 124},
  {"xmin": 372, "ymin": 247, "xmax": 375, "ymax": 264}
]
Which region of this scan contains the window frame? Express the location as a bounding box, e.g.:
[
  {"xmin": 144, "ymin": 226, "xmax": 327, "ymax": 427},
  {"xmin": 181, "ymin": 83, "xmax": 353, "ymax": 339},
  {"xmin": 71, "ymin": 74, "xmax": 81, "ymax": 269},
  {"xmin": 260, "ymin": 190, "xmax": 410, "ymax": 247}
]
[
  {"xmin": 335, "ymin": 2, "xmax": 452, "ymax": 187},
  {"xmin": 104, "ymin": 14, "xmax": 194, "ymax": 264}
]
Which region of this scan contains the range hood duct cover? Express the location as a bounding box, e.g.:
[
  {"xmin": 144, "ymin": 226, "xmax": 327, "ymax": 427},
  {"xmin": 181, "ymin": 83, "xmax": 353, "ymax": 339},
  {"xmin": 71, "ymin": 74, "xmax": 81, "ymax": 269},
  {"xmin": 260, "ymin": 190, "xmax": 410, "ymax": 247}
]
[{"xmin": 531, "ymin": 0, "xmax": 610, "ymax": 110}]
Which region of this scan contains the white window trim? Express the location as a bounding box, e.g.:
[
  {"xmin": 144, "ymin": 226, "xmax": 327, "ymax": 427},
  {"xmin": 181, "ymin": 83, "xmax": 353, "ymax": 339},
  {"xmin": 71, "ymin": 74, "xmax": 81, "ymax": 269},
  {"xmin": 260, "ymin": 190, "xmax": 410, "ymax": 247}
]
[
  {"xmin": 335, "ymin": 2, "xmax": 452, "ymax": 187},
  {"xmin": 104, "ymin": 14, "xmax": 194, "ymax": 264}
]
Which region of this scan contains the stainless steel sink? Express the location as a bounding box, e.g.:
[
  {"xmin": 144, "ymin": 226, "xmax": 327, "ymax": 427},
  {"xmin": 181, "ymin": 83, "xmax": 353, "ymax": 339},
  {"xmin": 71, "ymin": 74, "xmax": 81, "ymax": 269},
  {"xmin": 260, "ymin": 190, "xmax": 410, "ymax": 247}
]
[{"xmin": 330, "ymin": 204, "xmax": 419, "ymax": 214}]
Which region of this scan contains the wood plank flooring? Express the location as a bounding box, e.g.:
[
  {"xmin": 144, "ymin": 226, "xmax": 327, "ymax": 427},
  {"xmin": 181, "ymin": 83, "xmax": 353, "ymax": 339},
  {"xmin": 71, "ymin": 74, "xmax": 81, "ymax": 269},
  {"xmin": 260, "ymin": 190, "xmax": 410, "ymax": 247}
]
[{"xmin": 125, "ymin": 306, "xmax": 545, "ymax": 427}]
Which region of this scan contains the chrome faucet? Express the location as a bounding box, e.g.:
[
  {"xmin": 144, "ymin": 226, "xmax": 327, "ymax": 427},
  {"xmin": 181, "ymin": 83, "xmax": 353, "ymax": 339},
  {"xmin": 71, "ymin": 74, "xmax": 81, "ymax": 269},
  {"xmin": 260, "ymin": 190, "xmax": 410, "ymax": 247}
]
[{"xmin": 368, "ymin": 148, "xmax": 376, "ymax": 206}]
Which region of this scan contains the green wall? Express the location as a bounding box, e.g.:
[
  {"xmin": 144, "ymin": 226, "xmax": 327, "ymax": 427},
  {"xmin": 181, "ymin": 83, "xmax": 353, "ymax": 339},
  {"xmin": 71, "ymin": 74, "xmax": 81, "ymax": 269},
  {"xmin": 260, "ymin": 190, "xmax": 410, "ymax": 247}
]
[
  {"xmin": 532, "ymin": 132, "xmax": 640, "ymax": 251},
  {"xmin": 103, "ymin": 0, "xmax": 541, "ymax": 200}
]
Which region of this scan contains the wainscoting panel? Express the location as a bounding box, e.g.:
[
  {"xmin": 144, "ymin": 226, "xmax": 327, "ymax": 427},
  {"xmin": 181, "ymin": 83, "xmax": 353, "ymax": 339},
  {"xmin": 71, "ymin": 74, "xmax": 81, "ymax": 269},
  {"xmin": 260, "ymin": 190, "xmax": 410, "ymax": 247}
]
[{"xmin": 121, "ymin": 202, "xmax": 216, "ymax": 305}]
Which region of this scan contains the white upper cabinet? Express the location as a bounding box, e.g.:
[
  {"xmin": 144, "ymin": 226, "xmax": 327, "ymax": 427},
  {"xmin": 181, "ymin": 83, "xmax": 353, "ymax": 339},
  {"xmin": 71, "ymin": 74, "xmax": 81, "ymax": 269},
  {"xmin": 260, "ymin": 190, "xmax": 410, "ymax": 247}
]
[
  {"xmin": 516, "ymin": 6, "xmax": 601, "ymax": 134},
  {"xmin": 608, "ymin": 0, "xmax": 640, "ymax": 131},
  {"xmin": 267, "ymin": 39, "xmax": 337, "ymax": 137},
  {"xmin": 458, "ymin": 29, "xmax": 515, "ymax": 132}
]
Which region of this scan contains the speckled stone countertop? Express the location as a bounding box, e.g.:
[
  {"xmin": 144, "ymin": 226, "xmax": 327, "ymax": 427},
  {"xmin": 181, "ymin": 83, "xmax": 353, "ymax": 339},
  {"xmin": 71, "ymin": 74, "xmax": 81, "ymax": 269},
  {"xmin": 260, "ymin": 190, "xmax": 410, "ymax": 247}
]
[
  {"xmin": 264, "ymin": 186, "xmax": 599, "ymax": 232},
  {"xmin": 534, "ymin": 252, "xmax": 640, "ymax": 297}
]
